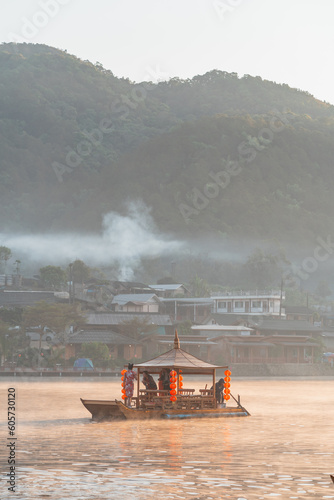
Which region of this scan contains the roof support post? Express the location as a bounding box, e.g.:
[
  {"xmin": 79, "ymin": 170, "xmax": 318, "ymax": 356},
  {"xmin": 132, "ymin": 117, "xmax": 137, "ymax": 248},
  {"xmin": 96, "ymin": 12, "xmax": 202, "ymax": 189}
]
[{"xmin": 137, "ymin": 368, "xmax": 140, "ymax": 408}]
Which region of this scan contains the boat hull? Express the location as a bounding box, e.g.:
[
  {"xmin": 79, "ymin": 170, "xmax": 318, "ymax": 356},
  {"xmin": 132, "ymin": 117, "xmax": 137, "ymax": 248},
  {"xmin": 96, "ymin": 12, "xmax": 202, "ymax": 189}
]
[
  {"xmin": 80, "ymin": 398, "xmax": 125, "ymax": 421},
  {"xmin": 81, "ymin": 398, "xmax": 250, "ymax": 421}
]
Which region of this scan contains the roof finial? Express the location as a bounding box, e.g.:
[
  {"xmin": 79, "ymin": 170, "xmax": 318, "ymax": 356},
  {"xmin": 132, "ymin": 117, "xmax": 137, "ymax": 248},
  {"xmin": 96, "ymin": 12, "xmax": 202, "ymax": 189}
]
[{"xmin": 174, "ymin": 329, "xmax": 180, "ymax": 349}]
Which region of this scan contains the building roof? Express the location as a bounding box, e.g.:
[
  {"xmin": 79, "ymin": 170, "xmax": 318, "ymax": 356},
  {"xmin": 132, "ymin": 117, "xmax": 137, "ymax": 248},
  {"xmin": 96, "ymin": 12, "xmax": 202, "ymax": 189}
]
[
  {"xmin": 68, "ymin": 330, "xmax": 142, "ymax": 345},
  {"xmin": 211, "ymin": 290, "xmax": 283, "ymax": 299},
  {"xmin": 112, "ymin": 293, "xmax": 160, "ymax": 305},
  {"xmin": 161, "ymin": 297, "xmax": 213, "ymax": 304},
  {"xmin": 149, "ymin": 284, "xmax": 189, "ymax": 291},
  {"xmin": 158, "ymin": 339, "xmax": 217, "ymax": 346},
  {"xmin": 191, "ymin": 325, "xmax": 254, "ymax": 332},
  {"xmin": 258, "ymin": 319, "xmax": 322, "ymax": 333},
  {"xmin": 85, "ymin": 313, "xmax": 172, "ymax": 326},
  {"xmin": 0, "ymin": 290, "xmax": 57, "ymax": 308},
  {"xmin": 135, "ymin": 332, "xmax": 227, "ymax": 374}
]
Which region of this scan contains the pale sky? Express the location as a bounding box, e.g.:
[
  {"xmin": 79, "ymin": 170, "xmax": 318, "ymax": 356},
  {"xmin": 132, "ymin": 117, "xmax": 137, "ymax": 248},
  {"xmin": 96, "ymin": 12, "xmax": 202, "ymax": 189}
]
[{"xmin": 1, "ymin": 0, "xmax": 334, "ymax": 104}]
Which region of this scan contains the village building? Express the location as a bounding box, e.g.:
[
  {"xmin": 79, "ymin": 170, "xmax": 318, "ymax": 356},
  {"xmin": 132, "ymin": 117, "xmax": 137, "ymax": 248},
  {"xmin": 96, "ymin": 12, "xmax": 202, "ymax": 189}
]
[
  {"xmin": 284, "ymin": 306, "xmax": 314, "ymax": 322},
  {"xmin": 214, "ymin": 334, "xmax": 318, "ymax": 365}
]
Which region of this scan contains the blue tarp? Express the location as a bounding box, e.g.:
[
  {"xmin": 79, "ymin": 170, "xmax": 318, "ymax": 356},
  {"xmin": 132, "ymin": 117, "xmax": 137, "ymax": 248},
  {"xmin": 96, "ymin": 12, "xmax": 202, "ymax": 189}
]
[{"xmin": 73, "ymin": 358, "xmax": 94, "ymax": 370}]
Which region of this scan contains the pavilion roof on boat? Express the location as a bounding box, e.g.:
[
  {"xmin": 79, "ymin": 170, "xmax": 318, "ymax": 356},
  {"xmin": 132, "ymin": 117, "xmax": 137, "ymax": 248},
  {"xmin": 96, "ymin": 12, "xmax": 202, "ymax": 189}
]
[{"xmin": 134, "ymin": 330, "xmax": 227, "ymax": 375}]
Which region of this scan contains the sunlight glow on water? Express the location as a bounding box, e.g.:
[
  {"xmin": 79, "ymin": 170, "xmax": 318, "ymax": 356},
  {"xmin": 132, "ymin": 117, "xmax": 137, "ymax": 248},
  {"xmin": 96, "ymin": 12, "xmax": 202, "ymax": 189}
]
[{"xmin": 1, "ymin": 378, "xmax": 334, "ymax": 499}]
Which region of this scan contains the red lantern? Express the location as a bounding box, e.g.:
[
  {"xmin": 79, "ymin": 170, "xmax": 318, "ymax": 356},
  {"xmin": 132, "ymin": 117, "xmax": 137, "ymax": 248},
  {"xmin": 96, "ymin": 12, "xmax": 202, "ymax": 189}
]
[
  {"xmin": 224, "ymin": 394, "xmax": 230, "ymax": 400},
  {"xmin": 224, "ymin": 376, "xmax": 230, "ymax": 383},
  {"xmin": 224, "ymin": 382, "xmax": 230, "ymax": 388},
  {"xmin": 224, "ymin": 369, "xmax": 231, "ymax": 377},
  {"xmin": 170, "ymin": 389, "xmax": 176, "ymax": 395},
  {"xmin": 170, "ymin": 395, "xmax": 177, "ymax": 402},
  {"xmin": 121, "ymin": 394, "xmax": 126, "ymax": 400},
  {"xmin": 179, "ymin": 375, "xmax": 183, "ymax": 381},
  {"xmin": 170, "ymin": 383, "xmax": 176, "ymax": 389},
  {"xmin": 121, "ymin": 369, "xmax": 127, "ymax": 375}
]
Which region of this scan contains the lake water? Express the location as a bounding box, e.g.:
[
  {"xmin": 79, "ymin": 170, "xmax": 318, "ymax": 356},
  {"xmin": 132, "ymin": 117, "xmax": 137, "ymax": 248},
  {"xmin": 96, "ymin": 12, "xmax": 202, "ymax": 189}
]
[{"xmin": 1, "ymin": 378, "xmax": 334, "ymax": 500}]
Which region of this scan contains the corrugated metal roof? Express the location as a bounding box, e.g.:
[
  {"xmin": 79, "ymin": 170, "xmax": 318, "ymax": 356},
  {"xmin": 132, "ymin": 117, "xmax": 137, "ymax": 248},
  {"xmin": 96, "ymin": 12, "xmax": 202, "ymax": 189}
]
[
  {"xmin": 228, "ymin": 341, "xmax": 274, "ymax": 347},
  {"xmin": 0, "ymin": 291, "xmax": 57, "ymax": 307},
  {"xmin": 259, "ymin": 320, "xmax": 322, "ymax": 332},
  {"xmin": 85, "ymin": 313, "xmax": 173, "ymax": 326},
  {"xmin": 158, "ymin": 340, "xmax": 217, "ymax": 345},
  {"xmin": 68, "ymin": 330, "xmax": 141, "ymax": 345}
]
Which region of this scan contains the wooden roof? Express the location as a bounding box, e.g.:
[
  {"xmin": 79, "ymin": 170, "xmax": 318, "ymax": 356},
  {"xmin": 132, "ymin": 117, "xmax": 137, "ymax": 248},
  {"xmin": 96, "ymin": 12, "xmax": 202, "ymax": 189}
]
[{"xmin": 134, "ymin": 331, "xmax": 227, "ymax": 374}]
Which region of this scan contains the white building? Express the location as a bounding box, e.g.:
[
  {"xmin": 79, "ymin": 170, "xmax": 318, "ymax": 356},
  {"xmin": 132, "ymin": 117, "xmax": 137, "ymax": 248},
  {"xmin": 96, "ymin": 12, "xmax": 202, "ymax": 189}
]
[{"xmin": 211, "ymin": 290, "xmax": 285, "ymax": 317}]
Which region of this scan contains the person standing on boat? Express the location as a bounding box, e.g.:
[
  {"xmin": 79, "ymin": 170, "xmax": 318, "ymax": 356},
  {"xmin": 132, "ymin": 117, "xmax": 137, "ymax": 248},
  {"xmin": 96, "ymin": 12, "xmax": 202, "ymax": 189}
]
[
  {"xmin": 124, "ymin": 363, "xmax": 137, "ymax": 407},
  {"xmin": 142, "ymin": 371, "xmax": 157, "ymax": 391},
  {"xmin": 211, "ymin": 378, "xmax": 225, "ymax": 404},
  {"xmin": 158, "ymin": 368, "xmax": 170, "ymax": 395}
]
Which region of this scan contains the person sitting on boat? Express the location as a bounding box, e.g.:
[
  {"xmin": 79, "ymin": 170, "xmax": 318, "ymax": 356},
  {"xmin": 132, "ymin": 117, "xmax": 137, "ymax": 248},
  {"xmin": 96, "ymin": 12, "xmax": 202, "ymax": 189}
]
[
  {"xmin": 211, "ymin": 378, "xmax": 225, "ymax": 404},
  {"xmin": 142, "ymin": 371, "xmax": 157, "ymax": 391},
  {"xmin": 124, "ymin": 363, "xmax": 137, "ymax": 407}
]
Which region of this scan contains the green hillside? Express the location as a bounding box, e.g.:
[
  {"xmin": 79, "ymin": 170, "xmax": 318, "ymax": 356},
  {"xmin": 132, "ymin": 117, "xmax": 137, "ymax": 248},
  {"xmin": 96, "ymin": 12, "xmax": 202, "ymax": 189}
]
[{"xmin": 1, "ymin": 42, "xmax": 334, "ymax": 248}]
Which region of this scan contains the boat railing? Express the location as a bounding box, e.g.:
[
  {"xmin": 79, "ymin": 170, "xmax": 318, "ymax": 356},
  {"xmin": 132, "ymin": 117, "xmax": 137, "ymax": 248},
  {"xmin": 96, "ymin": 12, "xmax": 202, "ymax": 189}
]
[{"xmin": 143, "ymin": 394, "xmax": 217, "ymax": 411}]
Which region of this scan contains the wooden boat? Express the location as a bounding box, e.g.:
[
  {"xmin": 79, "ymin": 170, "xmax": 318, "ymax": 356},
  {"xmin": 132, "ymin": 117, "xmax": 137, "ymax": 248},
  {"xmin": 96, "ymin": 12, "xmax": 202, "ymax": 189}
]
[{"xmin": 81, "ymin": 331, "xmax": 250, "ymax": 421}]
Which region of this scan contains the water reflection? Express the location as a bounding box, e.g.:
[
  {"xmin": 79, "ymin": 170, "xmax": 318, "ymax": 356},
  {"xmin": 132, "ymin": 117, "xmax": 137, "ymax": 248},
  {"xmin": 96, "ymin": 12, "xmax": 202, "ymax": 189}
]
[{"xmin": 0, "ymin": 378, "xmax": 333, "ymax": 499}]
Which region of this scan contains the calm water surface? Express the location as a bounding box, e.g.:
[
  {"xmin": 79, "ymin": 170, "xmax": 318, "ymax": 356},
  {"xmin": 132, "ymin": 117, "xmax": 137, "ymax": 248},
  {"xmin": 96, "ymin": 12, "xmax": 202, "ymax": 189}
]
[{"xmin": 1, "ymin": 378, "xmax": 333, "ymax": 500}]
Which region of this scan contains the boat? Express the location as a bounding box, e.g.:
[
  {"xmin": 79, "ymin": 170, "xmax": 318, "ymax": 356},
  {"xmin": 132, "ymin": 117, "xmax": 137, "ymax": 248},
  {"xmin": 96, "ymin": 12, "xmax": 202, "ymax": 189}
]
[{"xmin": 81, "ymin": 331, "xmax": 250, "ymax": 421}]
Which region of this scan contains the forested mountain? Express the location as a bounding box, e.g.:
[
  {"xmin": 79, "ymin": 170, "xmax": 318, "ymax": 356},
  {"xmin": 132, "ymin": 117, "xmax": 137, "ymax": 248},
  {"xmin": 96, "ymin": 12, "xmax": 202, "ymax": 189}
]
[{"xmin": 1, "ymin": 42, "xmax": 334, "ymax": 249}]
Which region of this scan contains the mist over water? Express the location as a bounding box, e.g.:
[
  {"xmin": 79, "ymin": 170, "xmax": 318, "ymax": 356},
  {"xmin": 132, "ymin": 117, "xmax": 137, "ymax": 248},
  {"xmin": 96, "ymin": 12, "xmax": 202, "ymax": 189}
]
[{"xmin": 1, "ymin": 378, "xmax": 333, "ymax": 500}]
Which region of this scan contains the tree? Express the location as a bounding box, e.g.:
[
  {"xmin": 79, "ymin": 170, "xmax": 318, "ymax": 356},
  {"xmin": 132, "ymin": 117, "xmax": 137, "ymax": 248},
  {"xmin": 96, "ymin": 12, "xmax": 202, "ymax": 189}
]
[
  {"xmin": 118, "ymin": 317, "xmax": 157, "ymax": 340},
  {"xmin": 314, "ymin": 280, "xmax": 332, "ymax": 300},
  {"xmin": 22, "ymin": 301, "xmax": 85, "ymax": 366},
  {"xmin": 0, "ymin": 320, "xmax": 27, "ymax": 366},
  {"xmin": 0, "ymin": 246, "xmax": 12, "ymax": 274},
  {"xmin": 0, "ymin": 320, "xmax": 10, "ymax": 366},
  {"xmin": 190, "ymin": 275, "xmax": 211, "ymax": 297},
  {"xmin": 243, "ymin": 248, "xmax": 289, "ymax": 289},
  {"xmin": 39, "ymin": 265, "xmax": 67, "ymax": 290},
  {"xmin": 0, "ymin": 307, "xmax": 22, "ymax": 325},
  {"xmin": 79, "ymin": 342, "xmax": 109, "ymax": 367},
  {"xmin": 70, "ymin": 259, "xmax": 91, "ymax": 284}
]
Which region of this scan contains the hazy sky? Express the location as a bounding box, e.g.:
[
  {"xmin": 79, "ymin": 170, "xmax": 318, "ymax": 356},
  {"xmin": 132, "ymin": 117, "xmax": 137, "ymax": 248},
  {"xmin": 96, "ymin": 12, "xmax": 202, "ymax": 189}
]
[{"xmin": 1, "ymin": 0, "xmax": 334, "ymax": 104}]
